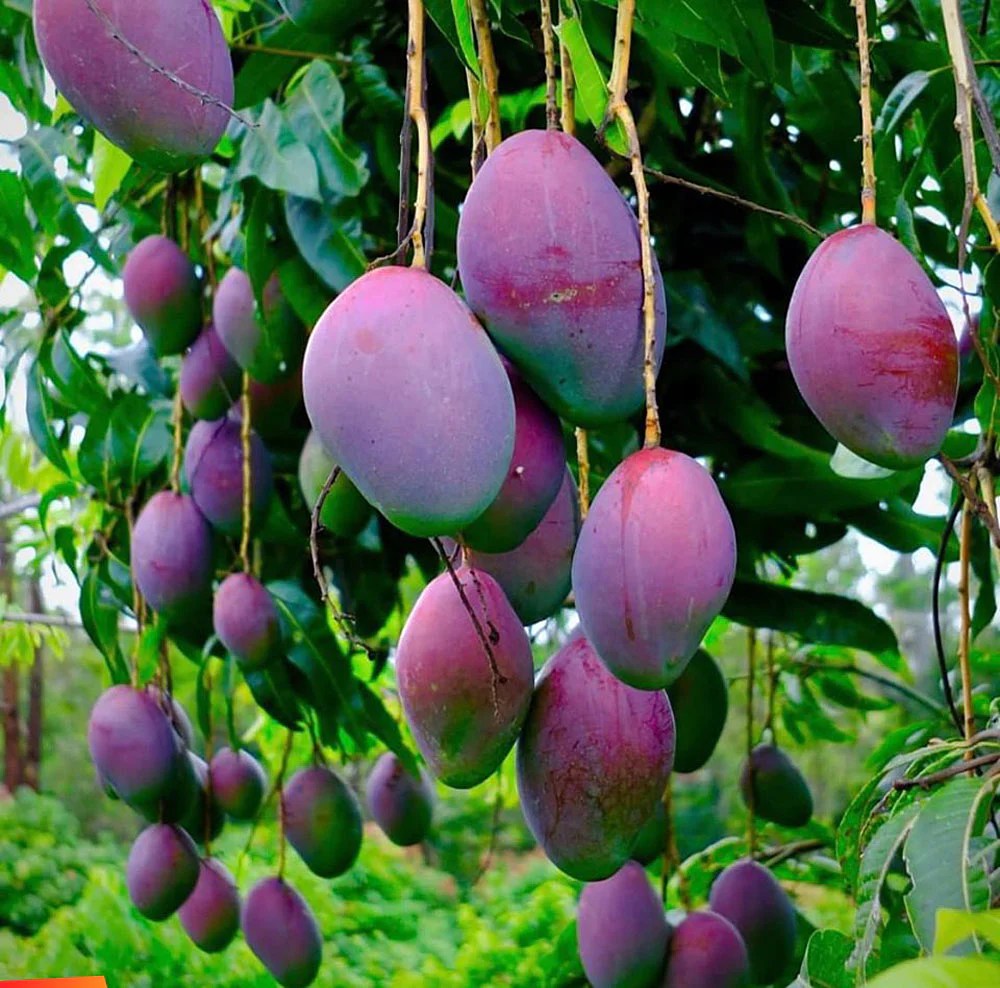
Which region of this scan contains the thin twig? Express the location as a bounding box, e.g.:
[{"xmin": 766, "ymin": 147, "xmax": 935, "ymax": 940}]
[
  {"xmin": 761, "ymin": 837, "xmax": 829, "ymax": 868},
  {"xmin": 933, "ymin": 498, "xmax": 966, "ymax": 733},
  {"xmin": 466, "ymin": 70, "xmax": 487, "ymax": 178},
  {"xmin": 643, "ymin": 167, "xmax": 825, "ymax": 239},
  {"xmin": 603, "ymin": 0, "xmax": 660, "ymax": 449},
  {"xmin": 239, "ymin": 372, "xmax": 253, "ymax": 573},
  {"xmin": 0, "ymin": 612, "xmax": 83, "ymax": 629},
  {"xmin": 231, "ymin": 43, "xmax": 350, "ymax": 65},
  {"xmin": 939, "ymin": 454, "xmax": 1000, "ymax": 550},
  {"xmin": 471, "ymin": 772, "xmax": 504, "ymax": 885},
  {"xmin": 958, "ymin": 497, "xmax": 976, "ymax": 752},
  {"xmin": 276, "ymin": 729, "xmax": 294, "ymax": 880},
  {"xmin": 745, "ymin": 627, "xmax": 757, "ymax": 856},
  {"xmin": 82, "ymin": 0, "xmax": 252, "ymax": 130},
  {"xmin": 764, "ymin": 632, "xmax": 777, "ymax": 735},
  {"xmin": 852, "ymin": 0, "xmax": 877, "ymax": 224},
  {"xmin": 469, "ymin": 0, "xmax": 502, "ymax": 152},
  {"xmin": 575, "ymin": 428, "xmax": 590, "ymax": 519},
  {"xmin": 540, "ymin": 0, "xmax": 558, "ymax": 130},
  {"xmin": 559, "ymin": 2, "xmax": 575, "ymax": 137},
  {"xmin": 893, "ymin": 751, "xmax": 1000, "ymax": 790},
  {"xmin": 0, "ymin": 495, "xmax": 41, "ymax": 522},
  {"xmin": 791, "ymin": 659, "xmax": 948, "ymax": 717},
  {"xmin": 405, "ymin": 0, "xmax": 432, "ymax": 269}
]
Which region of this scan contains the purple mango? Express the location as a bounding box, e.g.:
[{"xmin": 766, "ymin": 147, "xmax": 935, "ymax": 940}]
[
  {"xmin": 178, "ymin": 857, "xmax": 240, "ymax": 953},
  {"xmin": 209, "ymin": 746, "xmax": 267, "ymax": 820},
  {"xmin": 365, "ymin": 752, "xmax": 434, "ymax": 846},
  {"xmin": 302, "ymin": 265, "xmax": 515, "ymax": 537},
  {"xmin": 662, "ymin": 911, "xmax": 750, "ymax": 988},
  {"xmin": 516, "ymin": 635, "xmax": 675, "ymax": 880},
  {"xmin": 283, "ymin": 765, "xmax": 363, "ymax": 879},
  {"xmin": 180, "ymin": 324, "xmax": 241, "ymax": 421},
  {"xmin": 212, "ymin": 573, "xmax": 281, "ymax": 670},
  {"xmin": 242, "ymin": 877, "xmax": 322, "ymax": 988},
  {"xmin": 572, "ymin": 448, "xmax": 736, "ymax": 691},
  {"xmin": 126, "ymin": 823, "xmax": 200, "ymax": 920}
]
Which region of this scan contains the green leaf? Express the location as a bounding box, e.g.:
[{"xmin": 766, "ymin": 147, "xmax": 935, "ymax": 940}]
[
  {"xmin": 903, "ymin": 776, "xmax": 997, "ymax": 954},
  {"xmin": 763, "ymin": 0, "xmax": 850, "ymax": 49},
  {"xmin": 876, "ymin": 70, "xmax": 933, "ymax": 135},
  {"xmin": 450, "ymin": 0, "xmax": 479, "ymax": 77},
  {"xmin": 235, "ymin": 101, "xmax": 321, "ymax": 201},
  {"xmin": 284, "ymin": 61, "xmax": 369, "ymax": 198},
  {"xmin": 91, "ymin": 131, "xmax": 132, "ymax": 212},
  {"xmin": 25, "ymin": 358, "xmax": 71, "ymax": 476},
  {"xmin": 850, "ymin": 804, "xmax": 920, "ymax": 978},
  {"xmin": 723, "ymin": 580, "xmax": 899, "ymax": 657},
  {"xmin": 790, "ymin": 929, "xmax": 854, "ymax": 988},
  {"xmin": 244, "ymin": 663, "xmax": 303, "ymax": 730},
  {"xmin": 553, "ymin": 14, "xmax": 626, "ymax": 155},
  {"xmin": 672, "ymin": 37, "xmax": 729, "ymax": 101},
  {"xmin": 866, "ymin": 956, "xmax": 1000, "ymax": 988},
  {"xmin": 356, "ymin": 682, "xmax": 419, "ymax": 777},
  {"xmin": 934, "ymin": 909, "xmax": 1000, "ymax": 955},
  {"xmin": 0, "ymin": 170, "xmax": 35, "ymax": 281},
  {"xmin": 284, "ymin": 195, "xmax": 366, "ymax": 293},
  {"xmin": 79, "ymin": 568, "xmax": 128, "ymax": 685}
]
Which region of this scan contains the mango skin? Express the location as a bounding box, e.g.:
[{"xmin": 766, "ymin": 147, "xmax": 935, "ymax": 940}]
[
  {"xmin": 577, "ymin": 860, "xmax": 670, "ymax": 988},
  {"xmin": 131, "ymin": 492, "xmax": 213, "ymax": 626},
  {"xmin": 178, "ymin": 858, "xmax": 240, "ymax": 953},
  {"xmin": 365, "ymin": 752, "xmax": 434, "ymax": 846},
  {"xmin": 464, "ymin": 467, "xmax": 580, "ymax": 626},
  {"xmin": 516, "ymin": 636, "xmax": 676, "ymax": 881},
  {"xmin": 33, "ymin": 0, "xmax": 233, "ymax": 172},
  {"xmin": 662, "ymin": 911, "xmax": 750, "ymax": 988},
  {"xmin": 209, "ymin": 746, "xmax": 267, "ymax": 820},
  {"xmin": 709, "ymin": 859, "xmax": 797, "ymax": 986},
  {"xmin": 460, "ymin": 362, "xmax": 565, "ymax": 553},
  {"xmin": 396, "ymin": 566, "xmax": 534, "ymax": 789},
  {"xmin": 667, "ymin": 650, "xmax": 728, "ymax": 773},
  {"xmin": 785, "ymin": 225, "xmax": 958, "ymax": 470},
  {"xmin": 297, "ymin": 429, "xmax": 372, "ymax": 539},
  {"xmin": 184, "ymin": 416, "xmax": 274, "ymax": 536},
  {"xmin": 457, "ymin": 129, "xmax": 667, "ymax": 427},
  {"xmin": 125, "ymin": 823, "xmax": 200, "ymax": 921},
  {"xmin": 87, "ymin": 685, "xmax": 187, "ymax": 811},
  {"xmin": 739, "ymin": 744, "xmax": 813, "ymax": 828},
  {"xmin": 242, "ymin": 877, "xmax": 322, "ymax": 988},
  {"xmin": 302, "ymin": 266, "xmax": 515, "ymax": 537},
  {"xmin": 212, "ymin": 573, "xmax": 281, "ymax": 670},
  {"xmin": 573, "ymin": 448, "xmax": 737, "ymax": 691},
  {"xmin": 213, "ymin": 268, "xmax": 306, "ymax": 384},
  {"xmin": 180, "ymin": 324, "xmax": 241, "ymax": 421},
  {"xmin": 122, "ymin": 235, "xmax": 201, "ymax": 356},
  {"xmin": 283, "ymin": 766, "xmax": 363, "ymax": 879}
]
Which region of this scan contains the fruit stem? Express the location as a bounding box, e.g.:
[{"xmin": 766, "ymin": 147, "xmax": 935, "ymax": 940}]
[
  {"xmin": 169, "ymin": 388, "xmax": 184, "ymax": 495},
  {"xmin": 745, "ymin": 627, "xmax": 758, "ymax": 857},
  {"xmin": 975, "ymin": 466, "xmax": 1000, "ymax": 582},
  {"xmin": 941, "ymin": 0, "xmax": 1000, "ymax": 253},
  {"xmin": 276, "ymin": 729, "xmax": 294, "ymax": 880},
  {"xmin": 559, "ymin": 4, "xmax": 575, "ymax": 137},
  {"xmin": 605, "ymin": 0, "xmax": 661, "ymax": 449},
  {"xmin": 239, "ymin": 372, "xmax": 253, "ymax": 574},
  {"xmin": 932, "ymin": 497, "xmax": 967, "ymax": 734},
  {"xmin": 194, "ymin": 170, "xmax": 217, "ymax": 289},
  {"xmin": 431, "ymin": 538, "xmax": 507, "ymax": 714},
  {"xmin": 540, "ymin": 0, "xmax": 558, "ymax": 131},
  {"xmin": 575, "ymin": 428, "xmax": 591, "ymax": 519},
  {"xmin": 124, "ymin": 496, "xmax": 143, "ymax": 688},
  {"xmin": 958, "ymin": 495, "xmax": 975, "ymax": 754},
  {"xmin": 763, "ymin": 632, "xmax": 777, "ymax": 737},
  {"xmin": 852, "ymin": 0, "xmax": 877, "ymax": 225},
  {"xmin": 405, "ymin": 0, "xmax": 433, "ymax": 270},
  {"xmin": 660, "ymin": 779, "xmax": 687, "ymax": 907},
  {"xmin": 466, "ymin": 70, "xmax": 487, "ymax": 178},
  {"xmin": 309, "ymin": 466, "xmax": 373, "ymax": 657},
  {"xmin": 469, "ymin": 0, "xmax": 502, "ymax": 152},
  {"xmin": 201, "ymin": 660, "xmax": 215, "ymax": 855}
]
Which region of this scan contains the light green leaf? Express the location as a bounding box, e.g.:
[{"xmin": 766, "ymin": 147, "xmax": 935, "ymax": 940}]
[
  {"xmin": 450, "ymin": 0, "xmax": 479, "ymax": 77},
  {"xmin": 91, "ymin": 132, "xmax": 132, "ymax": 212},
  {"xmin": 790, "ymin": 929, "xmax": 854, "ymax": 988},
  {"xmin": 235, "ymin": 100, "xmax": 321, "ymax": 201},
  {"xmin": 866, "ymin": 956, "xmax": 1000, "ymax": 988}
]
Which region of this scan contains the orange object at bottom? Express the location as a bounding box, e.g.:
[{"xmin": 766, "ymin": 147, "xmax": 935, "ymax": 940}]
[{"xmin": 0, "ymin": 980, "xmax": 107, "ymax": 987}]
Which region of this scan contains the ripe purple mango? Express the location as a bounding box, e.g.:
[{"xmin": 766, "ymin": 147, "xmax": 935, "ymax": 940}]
[
  {"xmin": 178, "ymin": 753, "xmax": 225, "ymax": 845},
  {"xmin": 396, "ymin": 566, "xmax": 534, "ymax": 788},
  {"xmin": 33, "ymin": 0, "xmax": 233, "ymax": 172},
  {"xmin": 464, "ymin": 467, "xmax": 580, "ymax": 625},
  {"xmin": 297, "ymin": 429, "xmax": 372, "ymax": 539},
  {"xmin": 242, "ymin": 877, "xmax": 322, "ymax": 988},
  {"xmin": 516, "ymin": 636, "xmax": 675, "ymax": 881},
  {"xmin": 184, "ymin": 416, "xmax": 273, "ymax": 536},
  {"xmin": 662, "ymin": 911, "xmax": 750, "ymax": 988},
  {"xmin": 178, "ymin": 858, "xmax": 240, "ymax": 953},
  {"xmin": 365, "ymin": 752, "xmax": 434, "ymax": 846},
  {"xmin": 132, "ymin": 491, "xmax": 213, "ymax": 626},
  {"xmin": 302, "ymin": 266, "xmax": 515, "ymax": 537},
  {"xmin": 147, "ymin": 684, "xmax": 196, "ymax": 749},
  {"xmin": 572, "ymin": 448, "xmax": 736, "ymax": 691},
  {"xmin": 457, "ymin": 129, "xmax": 667, "ymax": 427},
  {"xmin": 126, "ymin": 823, "xmax": 200, "ymax": 920},
  {"xmin": 209, "ymin": 746, "xmax": 267, "ymax": 820},
  {"xmin": 577, "ymin": 860, "xmax": 670, "ymax": 988},
  {"xmin": 88, "ymin": 685, "xmax": 186, "ymax": 810},
  {"xmin": 213, "ymin": 268, "xmax": 306, "ymax": 384},
  {"xmin": 180, "ymin": 324, "xmax": 241, "ymax": 421},
  {"xmin": 709, "ymin": 859, "xmax": 797, "ymax": 985},
  {"xmin": 667, "ymin": 650, "xmax": 729, "ymax": 773},
  {"xmin": 786, "ymin": 225, "xmax": 958, "ymax": 470},
  {"xmin": 283, "ymin": 765, "xmax": 363, "ymax": 878},
  {"xmin": 122, "ymin": 235, "xmax": 201, "ymax": 356},
  {"xmin": 213, "ymin": 573, "xmax": 281, "ymax": 670},
  {"xmin": 739, "ymin": 744, "xmax": 813, "ymax": 829},
  {"xmin": 460, "ymin": 362, "xmax": 565, "ymax": 553}
]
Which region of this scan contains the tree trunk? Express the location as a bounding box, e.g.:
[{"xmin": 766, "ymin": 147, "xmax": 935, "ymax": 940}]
[
  {"xmin": 24, "ymin": 577, "xmax": 44, "ymax": 791},
  {"xmin": 0, "ymin": 529, "xmax": 23, "ymax": 791}
]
